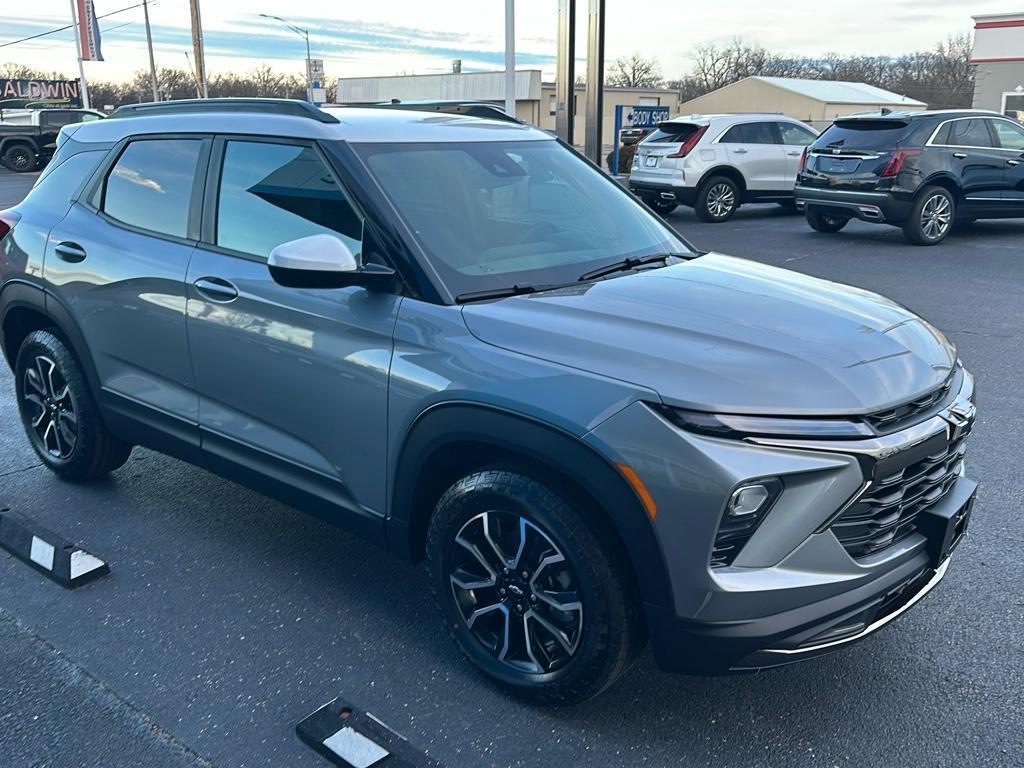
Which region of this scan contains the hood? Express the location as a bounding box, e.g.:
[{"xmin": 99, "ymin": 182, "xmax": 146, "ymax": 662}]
[{"xmin": 461, "ymin": 254, "xmax": 956, "ymax": 415}]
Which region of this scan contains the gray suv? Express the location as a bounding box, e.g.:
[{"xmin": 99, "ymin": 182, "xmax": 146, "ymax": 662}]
[{"xmin": 0, "ymin": 99, "xmax": 977, "ymax": 704}]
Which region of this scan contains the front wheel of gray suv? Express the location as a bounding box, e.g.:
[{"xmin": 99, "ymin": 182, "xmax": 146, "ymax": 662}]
[
  {"xmin": 15, "ymin": 330, "xmax": 132, "ymax": 481},
  {"xmin": 426, "ymin": 466, "xmax": 643, "ymax": 705},
  {"xmin": 903, "ymin": 186, "xmax": 955, "ymax": 245}
]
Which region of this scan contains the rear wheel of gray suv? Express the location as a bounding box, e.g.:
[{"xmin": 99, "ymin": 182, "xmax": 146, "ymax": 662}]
[
  {"xmin": 15, "ymin": 330, "xmax": 132, "ymax": 481},
  {"xmin": 903, "ymin": 186, "xmax": 955, "ymax": 246},
  {"xmin": 426, "ymin": 466, "xmax": 642, "ymax": 705},
  {"xmin": 695, "ymin": 176, "xmax": 739, "ymax": 222},
  {"xmin": 806, "ymin": 210, "xmax": 850, "ymax": 233}
]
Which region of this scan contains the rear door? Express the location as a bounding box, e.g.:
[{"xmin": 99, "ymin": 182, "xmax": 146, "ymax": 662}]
[
  {"xmin": 44, "ymin": 135, "xmax": 207, "ymax": 448},
  {"xmin": 989, "ymin": 117, "xmax": 1024, "ymax": 208},
  {"xmin": 717, "ymin": 121, "xmax": 788, "ymax": 191},
  {"xmin": 931, "ymin": 118, "xmax": 1008, "ymax": 212}
]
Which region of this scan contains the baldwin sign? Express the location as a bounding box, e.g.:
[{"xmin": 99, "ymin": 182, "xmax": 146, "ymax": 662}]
[{"xmin": 1, "ymin": 79, "xmax": 83, "ymax": 109}]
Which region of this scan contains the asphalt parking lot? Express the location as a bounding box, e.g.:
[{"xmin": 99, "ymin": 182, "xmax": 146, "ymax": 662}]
[{"xmin": 1, "ymin": 166, "xmax": 1022, "ymax": 768}]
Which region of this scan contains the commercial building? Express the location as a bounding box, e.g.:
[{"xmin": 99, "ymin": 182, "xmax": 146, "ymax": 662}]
[
  {"xmin": 971, "ymin": 11, "xmax": 1024, "ymax": 118},
  {"xmin": 336, "ymin": 69, "xmax": 681, "ymax": 147},
  {"xmin": 678, "ymin": 76, "xmax": 927, "ymax": 129}
]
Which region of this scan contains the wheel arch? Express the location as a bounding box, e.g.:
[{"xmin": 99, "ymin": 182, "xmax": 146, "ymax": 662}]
[
  {"xmin": 0, "ymin": 137, "xmax": 39, "ymax": 156},
  {"xmin": 695, "ymin": 165, "xmax": 747, "ymax": 193},
  {"xmin": 389, "ymin": 402, "xmax": 674, "ymax": 611},
  {"xmin": 919, "ymin": 173, "xmax": 961, "ymax": 201},
  {"xmin": 1, "ymin": 282, "xmax": 101, "ymax": 395}
]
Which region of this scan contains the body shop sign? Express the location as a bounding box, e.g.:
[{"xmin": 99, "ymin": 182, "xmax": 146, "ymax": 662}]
[{"xmin": 1, "ymin": 79, "xmax": 82, "ymax": 108}]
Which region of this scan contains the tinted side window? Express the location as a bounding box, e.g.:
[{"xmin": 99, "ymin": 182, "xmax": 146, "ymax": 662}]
[
  {"xmin": 992, "ymin": 119, "xmax": 1024, "ymax": 150},
  {"xmin": 103, "ymin": 139, "xmax": 202, "ymax": 238},
  {"xmin": 721, "ymin": 123, "xmax": 776, "ymax": 144},
  {"xmin": 216, "ymin": 141, "xmax": 362, "ymax": 260},
  {"xmin": 24, "ymin": 150, "xmax": 106, "ymax": 216},
  {"xmin": 778, "ymin": 122, "xmax": 816, "ymax": 145},
  {"xmin": 944, "ymin": 119, "xmax": 995, "ymax": 148}
]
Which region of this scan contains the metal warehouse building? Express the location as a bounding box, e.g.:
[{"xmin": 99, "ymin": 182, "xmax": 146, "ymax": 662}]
[
  {"xmin": 336, "ymin": 69, "xmax": 681, "ymax": 147},
  {"xmin": 677, "ymin": 76, "xmax": 926, "ymax": 129},
  {"xmin": 971, "ymin": 11, "xmax": 1024, "ymax": 118}
]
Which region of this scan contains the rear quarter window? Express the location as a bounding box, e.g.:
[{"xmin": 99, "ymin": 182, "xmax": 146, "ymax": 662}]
[{"xmin": 22, "ymin": 150, "xmax": 106, "ymax": 217}]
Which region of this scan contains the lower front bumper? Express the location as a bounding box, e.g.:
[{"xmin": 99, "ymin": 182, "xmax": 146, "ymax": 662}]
[
  {"xmin": 646, "ymin": 549, "xmax": 944, "ymax": 674},
  {"xmin": 647, "ymin": 474, "xmax": 975, "ymax": 675}
]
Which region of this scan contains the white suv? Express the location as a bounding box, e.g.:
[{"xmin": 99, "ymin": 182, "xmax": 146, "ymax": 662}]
[{"xmin": 628, "ymin": 114, "xmax": 818, "ymax": 221}]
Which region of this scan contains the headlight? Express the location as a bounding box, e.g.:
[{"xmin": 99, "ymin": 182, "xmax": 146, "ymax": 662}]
[{"xmin": 657, "ymin": 407, "xmax": 874, "ymax": 439}]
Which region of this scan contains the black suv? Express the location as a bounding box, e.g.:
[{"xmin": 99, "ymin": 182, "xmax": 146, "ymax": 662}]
[{"xmin": 795, "ymin": 110, "xmax": 1024, "ymax": 245}]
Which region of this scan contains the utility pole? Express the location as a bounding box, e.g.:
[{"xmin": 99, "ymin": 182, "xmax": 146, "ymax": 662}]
[
  {"xmin": 555, "ymin": 0, "xmax": 575, "ymax": 144},
  {"xmin": 504, "ymin": 0, "xmax": 515, "ymax": 118},
  {"xmin": 68, "ymin": 0, "xmax": 91, "ymax": 109},
  {"xmin": 142, "ymin": 0, "xmax": 159, "ymax": 101},
  {"xmin": 189, "ymin": 0, "xmax": 208, "ymax": 98},
  {"xmin": 584, "ymin": 0, "xmax": 606, "ymax": 164}
]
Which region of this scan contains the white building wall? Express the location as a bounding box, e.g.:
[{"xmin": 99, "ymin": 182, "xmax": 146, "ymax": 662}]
[{"xmin": 338, "ymin": 70, "xmax": 542, "ymax": 103}]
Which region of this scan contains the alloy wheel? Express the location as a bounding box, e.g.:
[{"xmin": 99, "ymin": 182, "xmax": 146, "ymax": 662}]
[
  {"xmin": 920, "ymin": 194, "xmax": 952, "ymax": 240},
  {"xmin": 706, "ymin": 183, "xmax": 736, "ymax": 218},
  {"xmin": 22, "ymin": 355, "xmax": 78, "ymax": 459},
  {"xmin": 449, "ymin": 509, "xmax": 584, "ymax": 674}
]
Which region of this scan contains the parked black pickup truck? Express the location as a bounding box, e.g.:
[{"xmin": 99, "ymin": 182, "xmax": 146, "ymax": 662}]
[{"xmin": 0, "ymin": 109, "xmax": 105, "ymax": 172}]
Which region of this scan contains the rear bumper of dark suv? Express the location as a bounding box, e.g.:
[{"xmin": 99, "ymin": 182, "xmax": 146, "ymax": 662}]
[
  {"xmin": 795, "ymin": 185, "xmax": 913, "ymax": 224},
  {"xmin": 647, "ymin": 476, "xmax": 975, "ymax": 675}
]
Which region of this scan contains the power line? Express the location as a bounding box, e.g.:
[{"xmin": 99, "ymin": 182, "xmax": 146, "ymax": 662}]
[{"xmin": 0, "ymin": 2, "xmax": 156, "ymax": 49}]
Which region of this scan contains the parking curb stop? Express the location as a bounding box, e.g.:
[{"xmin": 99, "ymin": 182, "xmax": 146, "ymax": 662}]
[
  {"xmin": 0, "ymin": 510, "xmax": 110, "ymax": 589},
  {"xmin": 296, "ymin": 696, "xmax": 442, "ymax": 768}
]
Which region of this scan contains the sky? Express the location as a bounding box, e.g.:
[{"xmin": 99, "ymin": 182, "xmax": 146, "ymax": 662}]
[{"xmin": 0, "ymin": 1, "xmax": 1010, "ymax": 84}]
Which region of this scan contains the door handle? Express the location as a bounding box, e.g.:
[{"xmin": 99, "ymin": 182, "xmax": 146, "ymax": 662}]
[
  {"xmin": 787, "ymin": 150, "xmax": 802, "ymax": 156},
  {"xmin": 733, "ymin": 148, "xmax": 749, "ymax": 154},
  {"xmin": 193, "ymin": 276, "xmax": 239, "ymax": 302},
  {"xmin": 952, "ymin": 152, "xmax": 968, "ymax": 159},
  {"xmin": 53, "ymin": 241, "xmax": 87, "ymax": 263},
  {"xmin": 1008, "ymin": 159, "xmax": 1021, "ymax": 166}
]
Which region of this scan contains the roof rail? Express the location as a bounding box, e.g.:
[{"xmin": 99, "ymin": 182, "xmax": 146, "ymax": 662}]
[
  {"xmin": 331, "ymin": 99, "xmax": 523, "ymax": 124},
  {"xmin": 110, "ymin": 98, "xmax": 339, "ymax": 124}
]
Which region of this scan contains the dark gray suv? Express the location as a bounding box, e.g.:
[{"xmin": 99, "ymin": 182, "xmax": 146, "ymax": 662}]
[{"xmin": 0, "ymin": 99, "xmax": 977, "ymax": 704}]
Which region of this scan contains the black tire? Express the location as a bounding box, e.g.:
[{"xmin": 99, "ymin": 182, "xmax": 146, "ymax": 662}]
[
  {"xmin": 426, "ymin": 466, "xmax": 642, "ymax": 705},
  {"xmin": 650, "ymin": 199, "xmax": 678, "ymax": 215},
  {"xmin": 903, "ymin": 186, "xmax": 955, "ymax": 246},
  {"xmin": 3, "ymin": 143, "xmax": 38, "ymax": 173},
  {"xmin": 806, "ymin": 210, "xmax": 850, "ymax": 233},
  {"xmin": 695, "ymin": 175, "xmax": 740, "ymax": 222},
  {"xmin": 15, "ymin": 330, "xmax": 131, "ymax": 481}
]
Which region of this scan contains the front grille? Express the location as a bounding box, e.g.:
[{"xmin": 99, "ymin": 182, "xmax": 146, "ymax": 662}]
[
  {"xmin": 865, "ymin": 374, "xmax": 955, "ymax": 433},
  {"xmin": 831, "ymin": 416, "xmax": 972, "ymax": 558}
]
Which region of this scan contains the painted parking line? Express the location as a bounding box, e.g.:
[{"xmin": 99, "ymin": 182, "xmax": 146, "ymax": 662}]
[
  {"xmin": 0, "ymin": 509, "xmax": 109, "ymax": 589},
  {"xmin": 297, "ymin": 696, "xmax": 442, "ymax": 768}
]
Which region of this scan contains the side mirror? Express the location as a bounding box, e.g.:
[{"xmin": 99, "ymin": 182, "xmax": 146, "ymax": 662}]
[{"xmin": 267, "ymin": 234, "xmax": 395, "ymax": 290}]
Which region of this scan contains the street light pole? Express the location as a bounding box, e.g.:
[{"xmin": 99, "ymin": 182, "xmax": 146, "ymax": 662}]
[
  {"xmin": 259, "ymin": 14, "xmax": 312, "ymax": 98},
  {"xmin": 504, "ymin": 0, "xmax": 515, "ymax": 118},
  {"xmin": 142, "ymin": 0, "xmax": 159, "ymax": 101}
]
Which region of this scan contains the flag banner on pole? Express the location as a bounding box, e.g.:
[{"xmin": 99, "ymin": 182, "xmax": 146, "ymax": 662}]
[{"xmin": 77, "ymin": 0, "xmax": 104, "ymax": 61}]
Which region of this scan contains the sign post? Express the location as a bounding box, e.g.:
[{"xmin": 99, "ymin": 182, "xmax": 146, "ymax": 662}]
[{"xmin": 612, "ymin": 104, "xmax": 670, "ymax": 175}]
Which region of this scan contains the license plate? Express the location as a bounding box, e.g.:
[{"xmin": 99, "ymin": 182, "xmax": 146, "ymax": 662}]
[
  {"xmin": 917, "ymin": 492, "xmax": 974, "ymax": 568},
  {"xmin": 644, "ymin": 156, "xmax": 658, "ymax": 167},
  {"xmin": 819, "ymin": 157, "xmax": 860, "ymax": 174}
]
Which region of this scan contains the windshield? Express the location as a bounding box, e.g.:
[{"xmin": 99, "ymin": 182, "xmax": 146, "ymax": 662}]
[{"xmin": 353, "ymin": 140, "xmax": 693, "ymax": 297}]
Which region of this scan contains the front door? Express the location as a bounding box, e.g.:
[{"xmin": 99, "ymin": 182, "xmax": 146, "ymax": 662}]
[
  {"xmin": 990, "ymin": 118, "xmax": 1024, "ymax": 207},
  {"xmin": 44, "ymin": 136, "xmax": 207, "ymax": 445},
  {"xmin": 185, "ymin": 137, "xmax": 399, "ymax": 535},
  {"xmin": 718, "ymin": 121, "xmax": 788, "ymax": 192},
  {"xmin": 778, "ymin": 122, "xmax": 818, "ymax": 189}
]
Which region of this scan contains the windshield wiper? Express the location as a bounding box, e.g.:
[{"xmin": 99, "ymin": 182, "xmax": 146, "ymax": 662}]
[
  {"xmin": 577, "ymin": 252, "xmax": 688, "ymax": 282},
  {"xmin": 455, "ymin": 283, "xmax": 542, "ymax": 303}
]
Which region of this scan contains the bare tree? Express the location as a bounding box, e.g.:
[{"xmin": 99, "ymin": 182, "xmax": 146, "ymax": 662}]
[{"xmin": 606, "ymin": 54, "xmax": 663, "ymax": 88}]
